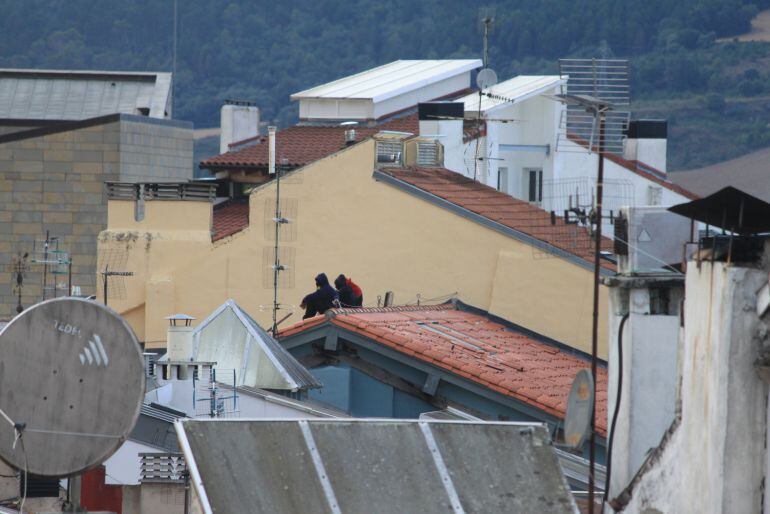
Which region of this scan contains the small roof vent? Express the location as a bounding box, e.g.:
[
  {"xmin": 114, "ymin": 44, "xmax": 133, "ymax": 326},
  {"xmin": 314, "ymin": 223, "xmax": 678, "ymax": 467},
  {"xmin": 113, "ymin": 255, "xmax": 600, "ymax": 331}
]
[{"xmin": 166, "ymin": 314, "xmax": 195, "ymax": 326}]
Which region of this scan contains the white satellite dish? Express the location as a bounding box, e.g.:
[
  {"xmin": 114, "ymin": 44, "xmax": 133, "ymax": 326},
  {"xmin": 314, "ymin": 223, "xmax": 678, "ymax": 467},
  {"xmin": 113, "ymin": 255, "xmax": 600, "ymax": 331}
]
[
  {"xmin": 564, "ymin": 369, "xmax": 594, "ymax": 450},
  {"xmin": 476, "ymin": 68, "xmax": 498, "ymax": 90},
  {"xmin": 0, "ymin": 298, "xmax": 145, "ymax": 476}
]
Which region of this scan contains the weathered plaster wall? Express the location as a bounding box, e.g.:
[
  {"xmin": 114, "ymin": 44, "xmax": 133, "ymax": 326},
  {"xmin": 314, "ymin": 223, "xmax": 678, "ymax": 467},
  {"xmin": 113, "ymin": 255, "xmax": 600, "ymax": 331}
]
[
  {"xmin": 614, "ymin": 262, "xmax": 767, "ymax": 513},
  {"xmin": 101, "ymin": 139, "xmax": 609, "ymax": 356},
  {"xmin": 606, "ymin": 284, "xmax": 680, "ymax": 497}
]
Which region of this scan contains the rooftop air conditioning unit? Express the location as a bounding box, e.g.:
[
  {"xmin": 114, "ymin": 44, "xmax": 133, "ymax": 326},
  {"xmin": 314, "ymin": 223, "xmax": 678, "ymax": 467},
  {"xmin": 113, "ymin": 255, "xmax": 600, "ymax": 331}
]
[
  {"xmin": 374, "ymin": 131, "xmax": 412, "ymax": 167},
  {"xmin": 616, "ymin": 206, "xmax": 694, "ymax": 274},
  {"xmin": 405, "ymin": 138, "xmax": 444, "ymax": 167}
]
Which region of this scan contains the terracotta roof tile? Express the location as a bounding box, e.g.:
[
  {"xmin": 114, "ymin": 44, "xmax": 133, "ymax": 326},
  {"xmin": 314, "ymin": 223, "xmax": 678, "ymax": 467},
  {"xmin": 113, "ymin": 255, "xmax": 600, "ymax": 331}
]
[
  {"xmin": 211, "ymin": 200, "xmax": 249, "ymax": 241},
  {"xmin": 379, "ymin": 166, "xmax": 615, "ymax": 270},
  {"xmin": 281, "ymin": 304, "xmax": 608, "ymax": 435},
  {"xmin": 201, "ymin": 114, "xmax": 419, "ymax": 170}
]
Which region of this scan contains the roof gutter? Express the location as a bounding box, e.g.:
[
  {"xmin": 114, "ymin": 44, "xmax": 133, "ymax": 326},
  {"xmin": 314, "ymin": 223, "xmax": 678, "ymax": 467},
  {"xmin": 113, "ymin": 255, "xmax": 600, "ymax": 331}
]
[{"xmin": 373, "ymin": 170, "xmax": 614, "ymax": 276}]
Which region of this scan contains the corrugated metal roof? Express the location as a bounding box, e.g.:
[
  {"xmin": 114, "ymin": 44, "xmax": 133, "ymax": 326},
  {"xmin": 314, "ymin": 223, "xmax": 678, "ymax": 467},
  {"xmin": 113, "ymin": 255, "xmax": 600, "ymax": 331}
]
[
  {"xmin": 177, "ymin": 419, "xmax": 578, "ymax": 514},
  {"xmin": 131, "ymin": 403, "xmax": 183, "ymax": 452},
  {"xmin": 0, "ymin": 68, "xmax": 171, "ymax": 120},
  {"xmin": 458, "ymin": 75, "xmax": 564, "ymax": 114},
  {"xmin": 291, "ymin": 60, "xmax": 481, "ymax": 102}
]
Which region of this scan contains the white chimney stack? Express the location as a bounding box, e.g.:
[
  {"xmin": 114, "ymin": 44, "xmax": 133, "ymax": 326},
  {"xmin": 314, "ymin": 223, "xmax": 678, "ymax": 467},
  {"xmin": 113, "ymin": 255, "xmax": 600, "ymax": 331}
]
[
  {"xmin": 268, "ymin": 125, "xmax": 276, "ymax": 174},
  {"xmin": 220, "ymin": 102, "xmax": 260, "ymax": 154},
  {"xmin": 418, "ymin": 102, "xmax": 464, "ymax": 173},
  {"xmin": 623, "ymin": 120, "xmax": 667, "ymax": 174},
  {"xmin": 165, "ymin": 314, "xmax": 195, "ymax": 362}
]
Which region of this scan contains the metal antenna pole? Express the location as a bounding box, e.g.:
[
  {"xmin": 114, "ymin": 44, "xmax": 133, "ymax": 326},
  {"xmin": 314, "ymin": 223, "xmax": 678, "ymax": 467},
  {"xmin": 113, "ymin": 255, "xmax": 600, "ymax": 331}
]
[
  {"xmin": 482, "ymin": 18, "xmax": 490, "ymax": 68},
  {"xmin": 103, "ymin": 265, "xmax": 109, "ymax": 306},
  {"xmin": 588, "ymin": 110, "xmax": 605, "ymax": 514},
  {"xmin": 474, "ymin": 16, "xmax": 493, "ymax": 182},
  {"xmin": 42, "ymin": 230, "xmax": 49, "ymax": 300},
  {"xmin": 272, "ymin": 163, "xmax": 282, "ymax": 335},
  {"xmin": 172, "ymin": 0, "xmax": 177, "ymax": 117}
]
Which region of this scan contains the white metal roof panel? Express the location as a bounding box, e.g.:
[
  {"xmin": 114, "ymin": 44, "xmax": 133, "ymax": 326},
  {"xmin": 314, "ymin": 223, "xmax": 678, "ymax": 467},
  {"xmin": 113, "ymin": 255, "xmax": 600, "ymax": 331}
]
[
  {"xmin": 459, "ymin": 75, "xmax": 564, "ymax": 114},
  {"xmin": 0, "ymin": 68, "xmax": 171, "ymax": 120},
  {"xmin": 291, "ymin": 59, "xmax": 481, "ymax": 103}
]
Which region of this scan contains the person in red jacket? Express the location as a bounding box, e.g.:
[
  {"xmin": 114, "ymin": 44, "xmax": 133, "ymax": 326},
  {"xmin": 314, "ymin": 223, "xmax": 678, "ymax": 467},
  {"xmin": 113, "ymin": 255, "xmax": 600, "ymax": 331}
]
[{"xmin": 334, "ymin": 274, "xmax": 363, "ymax": 307}]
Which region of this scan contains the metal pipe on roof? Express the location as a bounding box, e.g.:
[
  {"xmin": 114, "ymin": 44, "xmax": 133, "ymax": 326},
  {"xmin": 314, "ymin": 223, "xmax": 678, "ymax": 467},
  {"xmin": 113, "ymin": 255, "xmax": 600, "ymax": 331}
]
[{"xmin": 268, "ymin": 126, "xmax": 276, "ymax": 175}]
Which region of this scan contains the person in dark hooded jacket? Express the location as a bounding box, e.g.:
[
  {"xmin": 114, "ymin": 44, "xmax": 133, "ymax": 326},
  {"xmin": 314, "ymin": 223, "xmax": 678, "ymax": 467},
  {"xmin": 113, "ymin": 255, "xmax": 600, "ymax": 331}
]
[
  {"xmin": 301, "ymin": 273, "xmax": 340, "ymax": 319},
  {"xmin": 334, "ymin": 274, "xmax": 363, "ymax": 307}
]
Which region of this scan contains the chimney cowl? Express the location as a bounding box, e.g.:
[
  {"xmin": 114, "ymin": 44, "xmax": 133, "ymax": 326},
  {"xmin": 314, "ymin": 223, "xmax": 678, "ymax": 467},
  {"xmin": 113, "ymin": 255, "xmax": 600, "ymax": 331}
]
[{"xmin": 344, "ymin": 129, "xmax": 357, "ymax": 146}]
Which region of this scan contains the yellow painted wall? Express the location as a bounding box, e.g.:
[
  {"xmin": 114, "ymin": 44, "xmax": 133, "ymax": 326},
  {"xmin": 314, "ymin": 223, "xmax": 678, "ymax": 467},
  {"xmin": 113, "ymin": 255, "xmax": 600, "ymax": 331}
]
[{"xmin": 100, "ymin": 140, "xmax": 609, "ymax": 357}]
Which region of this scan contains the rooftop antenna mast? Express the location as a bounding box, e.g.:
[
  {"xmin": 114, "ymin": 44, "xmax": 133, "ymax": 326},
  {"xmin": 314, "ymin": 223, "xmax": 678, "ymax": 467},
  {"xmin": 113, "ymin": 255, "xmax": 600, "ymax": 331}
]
[
  {"xmin": 11, "ymin": 252, "xmax": 29, "ymax": 314},
  {"xmin": 548, "ymin": 57, "xmax": 630, "ymax": 514},
  {"xmin": 269, "ymin": 126, "xmax": 294, "ymax": 335},
  {"xmin": 171, "ymin": 0, "xmax": 177, "ymax": 117},
  {"xmin": 474, "ymin": 8, "xmax": 497, "ymax": 182},
  {"xmin": 31, "ymin": 231, "xmax": 72, "ymax": 301}
]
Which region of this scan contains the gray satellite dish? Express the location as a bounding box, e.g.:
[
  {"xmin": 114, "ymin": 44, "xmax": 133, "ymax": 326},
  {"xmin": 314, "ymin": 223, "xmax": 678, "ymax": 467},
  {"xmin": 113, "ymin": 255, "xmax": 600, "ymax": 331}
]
[
  {"xmin": 476, "ymin": 68, "xmax": 498, "ymax": 90},
  {"xmin": 0, "ymin": 298, "xmax": 145, "ymax": 476},
  {"xmin": 563, "ymin": 369, "xmax": 594, "ymax": 450}
]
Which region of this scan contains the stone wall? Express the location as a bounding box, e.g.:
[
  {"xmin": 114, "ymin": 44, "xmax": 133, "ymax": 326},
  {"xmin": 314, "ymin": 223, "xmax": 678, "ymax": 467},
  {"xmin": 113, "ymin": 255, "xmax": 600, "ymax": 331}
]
[{"xmin": 0, "ymin": 115, "xmax": 192, "ymax": 318}]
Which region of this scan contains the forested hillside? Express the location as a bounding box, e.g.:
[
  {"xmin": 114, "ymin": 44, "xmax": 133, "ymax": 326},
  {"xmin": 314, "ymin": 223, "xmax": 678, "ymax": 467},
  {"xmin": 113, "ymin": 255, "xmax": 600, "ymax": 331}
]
[{"xmin": 2, "ymin": 0, "xmax": 769, "ymax": 169}]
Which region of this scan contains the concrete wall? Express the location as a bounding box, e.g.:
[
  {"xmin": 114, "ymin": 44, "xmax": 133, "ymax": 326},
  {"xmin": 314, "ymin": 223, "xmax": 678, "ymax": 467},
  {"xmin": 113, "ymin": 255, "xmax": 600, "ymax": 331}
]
[
  {"xmin": 104, "ymin": 440, "xmax": 164, "ymax": 486},
  {"xmin": 613, "ymin": 262, "xmax": 767, "ymax": 513},
  {"xmin": 0, "ymin": 115, "xmax": 193, "ymax": 318},
  {"xmin": 606, "ymin": 283, "xmax": 682, "ymax": 497},
  {"xmin": 100, "ymin": 139, "xmax": 609, "ymax": 358}
]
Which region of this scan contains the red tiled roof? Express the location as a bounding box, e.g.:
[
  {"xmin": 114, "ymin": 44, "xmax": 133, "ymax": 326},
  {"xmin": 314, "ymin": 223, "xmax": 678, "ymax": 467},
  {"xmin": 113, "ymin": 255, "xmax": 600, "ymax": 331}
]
[
  {"xmin": 212, "ymin": 201, "xmax": 249, "ymax": 241},
  {"xmin": 378, "ymin": 166, "xmax": 615, "ymax": 270},
  {"xmin": 201, "ymin": 114, "xmax": 419, "ymax": 169},
  {"xmin": 280, "ymin": 304, "xmax": 608, "ymax": 436}
]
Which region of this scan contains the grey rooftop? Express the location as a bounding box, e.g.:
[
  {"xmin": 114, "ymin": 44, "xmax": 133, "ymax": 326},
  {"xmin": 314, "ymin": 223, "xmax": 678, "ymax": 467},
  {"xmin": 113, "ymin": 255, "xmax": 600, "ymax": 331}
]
[
  {"xmin": 176, "ymin": 419, "xmax": 578, "ymax": 514},
  {"xmin": 0, "ymin": 68, "xmax": 171, "ymax": 120}
]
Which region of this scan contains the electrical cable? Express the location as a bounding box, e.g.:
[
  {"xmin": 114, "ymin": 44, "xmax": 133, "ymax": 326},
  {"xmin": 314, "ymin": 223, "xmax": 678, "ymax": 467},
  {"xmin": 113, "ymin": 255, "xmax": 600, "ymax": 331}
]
[
  {"xmin": 18, "ymin": 434, "xmax": 27, "ymax": 514},
  {"xmin": 602, "ymin": 312, "xmax": 629, "ymax": 510}
]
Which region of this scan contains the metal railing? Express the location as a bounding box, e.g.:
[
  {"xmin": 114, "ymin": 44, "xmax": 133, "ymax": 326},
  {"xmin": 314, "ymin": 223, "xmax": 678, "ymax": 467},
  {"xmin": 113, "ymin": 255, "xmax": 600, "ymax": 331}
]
[{"xmin": 140, "ymin": 453, "xmax": 187, "ymax": 482}]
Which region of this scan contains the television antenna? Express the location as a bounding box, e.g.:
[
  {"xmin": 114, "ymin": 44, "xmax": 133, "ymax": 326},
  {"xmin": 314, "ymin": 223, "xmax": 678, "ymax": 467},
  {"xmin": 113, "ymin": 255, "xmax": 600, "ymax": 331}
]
[
  {"xmin": 545, "ymin": 57, "xmax": 630, "ymax": 514},
  {"xmin": 473, "ymin": 9, "xmax": 497, "ymax": 182},
  {"xmin": 30, "ymin": 231, "xmax": 72, "ymax": 300},
  {"xmin": 97, "ymin": 247, "xmax": 132, "ymax": 305},
  {"xmin": 10, "ymin": 252, "xmax": 29, "ymax": 314},
  {"xmin": 0, "ymin": 297, "xmax": 145, "ymax": 477},
  {"xmin": 555, "ymin": 59, "xmax": 630, "ymax": 155},
  {"xmin": 265, "ymin": 150, "xmax": 298, "ymax": 335}
]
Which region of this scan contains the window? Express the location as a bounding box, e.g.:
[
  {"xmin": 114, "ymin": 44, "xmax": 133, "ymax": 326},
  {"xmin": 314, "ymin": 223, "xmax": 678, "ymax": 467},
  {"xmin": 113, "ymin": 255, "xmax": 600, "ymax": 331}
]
[
  {"xmin": 497, "ymin": 167, "xmax": 509, "ymax": 193},
  {"xmin": 527, "ymin": 168, "xmax": 543, "ymax": 203}
]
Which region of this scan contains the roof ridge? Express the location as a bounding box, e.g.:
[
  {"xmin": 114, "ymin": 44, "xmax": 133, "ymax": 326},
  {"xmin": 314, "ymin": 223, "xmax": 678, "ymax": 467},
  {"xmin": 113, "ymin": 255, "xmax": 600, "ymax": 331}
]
[{"xmin": 328, "ymin": 303, "xmax": 455, "ymax": 316}]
